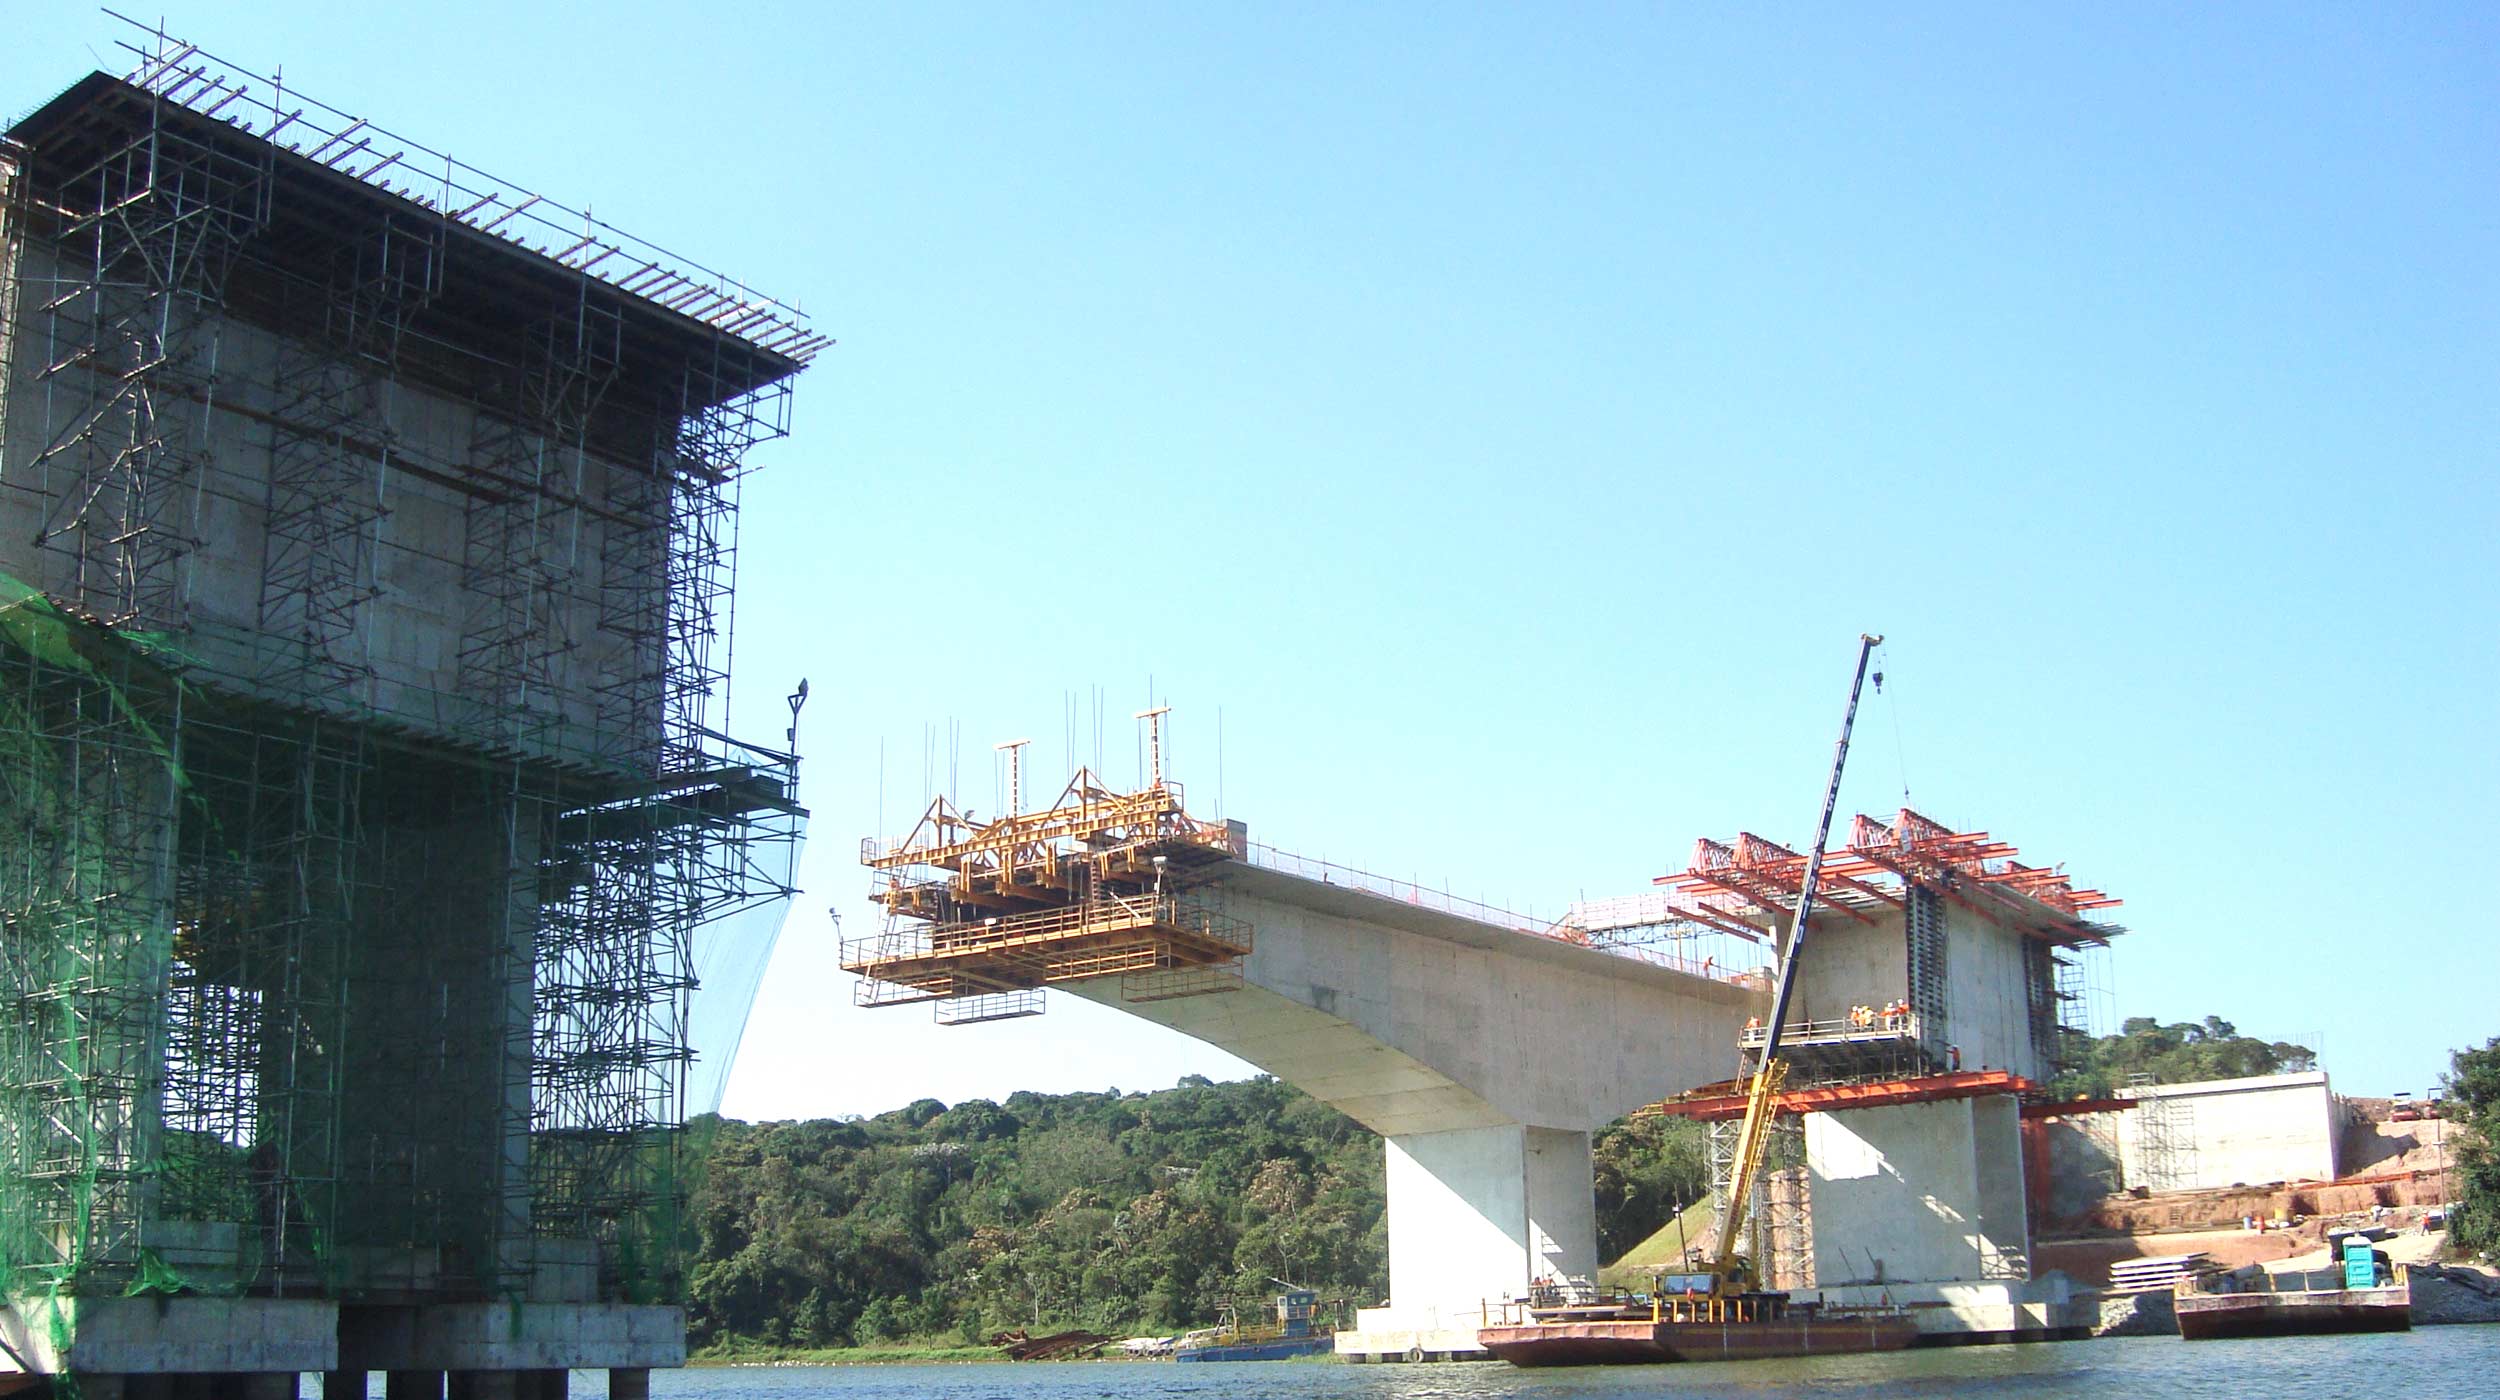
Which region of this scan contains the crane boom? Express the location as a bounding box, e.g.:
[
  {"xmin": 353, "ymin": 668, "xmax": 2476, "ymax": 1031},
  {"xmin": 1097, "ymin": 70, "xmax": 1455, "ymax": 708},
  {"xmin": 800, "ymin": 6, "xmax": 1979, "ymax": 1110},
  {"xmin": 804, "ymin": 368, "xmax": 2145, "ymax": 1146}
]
[{"xmin": 1708, "ymin": 632, "xmax": 1884, "ymax": 1294}]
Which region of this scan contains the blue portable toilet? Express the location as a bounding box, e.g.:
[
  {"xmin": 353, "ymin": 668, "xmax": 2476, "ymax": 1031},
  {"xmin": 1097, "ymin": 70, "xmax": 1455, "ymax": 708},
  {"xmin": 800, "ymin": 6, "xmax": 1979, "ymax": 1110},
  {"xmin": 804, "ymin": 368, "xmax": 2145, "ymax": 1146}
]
[{"xmin": 2342, "ymin": 1236, "xmax": 2376, "ymax": 1290}]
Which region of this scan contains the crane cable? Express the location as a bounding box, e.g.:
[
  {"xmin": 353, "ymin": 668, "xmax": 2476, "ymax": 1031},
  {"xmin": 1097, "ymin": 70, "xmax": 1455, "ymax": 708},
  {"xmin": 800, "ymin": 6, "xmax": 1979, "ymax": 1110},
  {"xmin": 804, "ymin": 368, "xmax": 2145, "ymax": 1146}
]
[{"xmin": 1877, "ymin": 642, "xmax": 1912, "ymax": 805}]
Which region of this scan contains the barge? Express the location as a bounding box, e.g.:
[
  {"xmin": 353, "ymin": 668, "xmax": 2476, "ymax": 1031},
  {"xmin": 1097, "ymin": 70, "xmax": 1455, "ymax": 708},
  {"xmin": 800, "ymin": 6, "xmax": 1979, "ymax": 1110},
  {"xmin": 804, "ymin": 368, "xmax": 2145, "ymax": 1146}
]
[
  {"xmin": 2174, "ymin": 1236, "xmax": 2410, "ymax": 1341},
  {"xmin": 1477, "ymin": 1281, "xmax": 1919, "ymax": 1366},
  {"xmin": 1174, "ymin": 1286, "xmax": 1339, "ymax": 1362}
]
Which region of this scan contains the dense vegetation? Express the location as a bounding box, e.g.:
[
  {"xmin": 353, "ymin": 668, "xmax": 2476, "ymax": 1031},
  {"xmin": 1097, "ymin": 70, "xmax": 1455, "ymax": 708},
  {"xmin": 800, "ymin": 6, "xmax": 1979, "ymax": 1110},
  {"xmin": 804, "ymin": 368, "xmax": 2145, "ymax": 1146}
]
[
  {"xmin": 2050, "ymin": 1015, "xmax": 2316, "ymax": 1100},
  {"xmin": 1592, "ymin": 1112, "xmax": 1711, "ymax": 1261},
  {"xmin": 681, "ymin": 1073, "xmax": 1707, "ymax": 1352},
  {"xmin": 682, "ymin": 1011, "xmax": 2318, "ymax": 1351},
  {"xmin": 684, "ymin": 1076, "xmax": 1374, "ymax": 1350},
  {"xmin": 2444, "ymin": 1037, "xmax": 2500, "ymax": 1260}
]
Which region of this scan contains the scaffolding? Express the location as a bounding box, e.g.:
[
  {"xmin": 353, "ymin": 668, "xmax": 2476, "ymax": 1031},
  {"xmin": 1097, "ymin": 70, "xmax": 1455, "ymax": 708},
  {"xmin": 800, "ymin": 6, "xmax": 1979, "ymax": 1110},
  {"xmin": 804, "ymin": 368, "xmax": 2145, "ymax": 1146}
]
[
  {"xmin": 1658, "ymin": 808, "xmax": 2124, "ymax": 948},
  {"xmin": 1655, "ymin": 808, "xmax": 2123, "ymax": 1089},
  {"xmin": 1653, "ymin": 1069, "xmax": 2043, "ymax": 1287},
  {"xmin": 0, "ymin": 19, "xmax": 813, "ymax": 1321},
  {"xmin": 1704, "ymin": 1115, "xmax": 1806, "ymax": 1289},
  {"xmin": 846, "ymin": 714, "xmax": 1255, "ymax": 1021},
  {"xmin": 2126, "ymin": 1073, "xmax": 2198, "ymax": 1193}
]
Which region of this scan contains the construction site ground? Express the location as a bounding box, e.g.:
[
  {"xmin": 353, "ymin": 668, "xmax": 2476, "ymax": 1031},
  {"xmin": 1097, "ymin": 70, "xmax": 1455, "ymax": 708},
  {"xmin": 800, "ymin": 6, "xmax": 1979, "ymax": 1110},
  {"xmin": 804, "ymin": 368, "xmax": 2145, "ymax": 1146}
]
[{"xmin": 2042, "ymin": 1109, "xmax": 2463, "ymax": 1286}]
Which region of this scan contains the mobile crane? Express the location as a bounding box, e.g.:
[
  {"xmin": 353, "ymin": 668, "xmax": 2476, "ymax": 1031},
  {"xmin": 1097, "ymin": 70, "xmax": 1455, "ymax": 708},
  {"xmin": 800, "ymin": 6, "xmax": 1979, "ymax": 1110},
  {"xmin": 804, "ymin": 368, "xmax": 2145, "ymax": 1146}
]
[
  {"xmin": 1703, "ymin": 631, "xmax": 1882, "ymax": 1296},
  {"xmin": 1477, "ymin": 633, "xmax": 1920, "ymax": 1364}
]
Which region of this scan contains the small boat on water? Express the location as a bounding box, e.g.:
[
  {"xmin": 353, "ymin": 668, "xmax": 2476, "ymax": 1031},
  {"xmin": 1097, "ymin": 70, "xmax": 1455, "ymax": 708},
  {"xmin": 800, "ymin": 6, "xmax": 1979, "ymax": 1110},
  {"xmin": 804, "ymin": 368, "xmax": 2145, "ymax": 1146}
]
[
  {"xmin": 1476, "ymin": 1274, "xmax": 1921, "ymax": 1366},
  {"xmin": 1173, "ymin": 1286, "xmax": 1338, "ymax": 1362},
  {"xmin": 2174, "ymin": 1235, "xmax": 2411, "ymax": 1341}
]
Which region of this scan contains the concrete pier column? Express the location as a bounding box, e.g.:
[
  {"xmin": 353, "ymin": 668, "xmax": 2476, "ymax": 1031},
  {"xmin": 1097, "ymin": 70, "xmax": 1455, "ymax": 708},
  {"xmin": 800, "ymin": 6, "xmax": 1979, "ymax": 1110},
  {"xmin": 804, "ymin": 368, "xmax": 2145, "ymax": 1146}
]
[
  {"xmin": 323, "ymin": 1374, "xmax": 368, "ymax": 1400},
  {"xmin": 1803, "ymin": 1094, "xmax": 2030, "ymax": 1285},
  {"xmin": 605, "ymin": 1371, "xmax": 647, "ymax": 1400},
  {"xmin": 1525, "ymin": 1127, "xmax": 1598, "ymax": 1284},
  {"xmin": 384, "ymin": 1373, "xmax": 443, "ymax": 1400},
  {"xmin": 447, "ymin": 1374, "xmax": 517, "ymax": 1400},
  {"xmin": 1384, "ymin": 1122, "xmax": 1597, "ymax": 1317}
]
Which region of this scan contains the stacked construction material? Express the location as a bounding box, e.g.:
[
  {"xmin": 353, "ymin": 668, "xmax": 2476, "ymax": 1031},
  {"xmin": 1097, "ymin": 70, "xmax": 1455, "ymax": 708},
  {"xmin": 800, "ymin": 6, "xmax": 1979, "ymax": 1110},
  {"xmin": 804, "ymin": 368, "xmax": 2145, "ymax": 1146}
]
[{"xmin": 2108, "ymin": 1254, "xmax": 2214, "ymax": 1293}]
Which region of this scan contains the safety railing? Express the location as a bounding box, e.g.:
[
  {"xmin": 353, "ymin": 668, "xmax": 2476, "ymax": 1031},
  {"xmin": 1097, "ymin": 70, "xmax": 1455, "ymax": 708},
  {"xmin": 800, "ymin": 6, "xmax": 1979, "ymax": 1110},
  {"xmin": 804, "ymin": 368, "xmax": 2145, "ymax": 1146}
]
[
  {"xmin": 1741, "ymin": 1010, "xmax": 1922, "ymax": 1048},
  {"xmin": 1245, "ymin": 843, "xmax": 1751, "ymax": 987},
  {"xmin": 107, "ymin": 12, "xmax": 826, "ymax": 363},
  {"xmin": 840, "ymin": 892, "xmax": 1249, "ymax": 971}
]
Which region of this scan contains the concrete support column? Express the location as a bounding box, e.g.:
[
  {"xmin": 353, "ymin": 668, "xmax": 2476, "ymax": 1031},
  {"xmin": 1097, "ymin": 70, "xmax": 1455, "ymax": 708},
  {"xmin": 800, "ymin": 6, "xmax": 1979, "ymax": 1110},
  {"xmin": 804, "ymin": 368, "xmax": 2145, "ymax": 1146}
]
[
  {"xmin": 1803, "ymin": 1093, "xmax": 2030, "ymax": 1286},
  {"xmin": 1524, "ymin": 1127, "xmax": 1597, "ymax": 1285},
  {"xmin": 605, "ymin": 1371, "xmax": 647, "ymax": 1400},
  {"xmin": 447, "ymin": 1374, "xmax": 517, "ymax": 1400},
  {"xmin": 384, "ymin": 1372, "xmax": 443, "ymax": 1400},
  {"xmin": 1384, "ymin": 1122, "xmax": 1597, "ymax": 1320},
  {"xmin": 323, "ymin": 1374, "xmax": 367, "ymax": 1400}
]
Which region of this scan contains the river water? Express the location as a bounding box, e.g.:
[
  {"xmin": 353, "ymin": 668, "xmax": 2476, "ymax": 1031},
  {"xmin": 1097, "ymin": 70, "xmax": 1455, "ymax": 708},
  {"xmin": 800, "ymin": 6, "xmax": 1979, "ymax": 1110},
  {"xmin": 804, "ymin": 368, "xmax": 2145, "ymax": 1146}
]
[{"xmin": 662, "ymin": 1327, "xmax": 2496, "ymax": 1400}]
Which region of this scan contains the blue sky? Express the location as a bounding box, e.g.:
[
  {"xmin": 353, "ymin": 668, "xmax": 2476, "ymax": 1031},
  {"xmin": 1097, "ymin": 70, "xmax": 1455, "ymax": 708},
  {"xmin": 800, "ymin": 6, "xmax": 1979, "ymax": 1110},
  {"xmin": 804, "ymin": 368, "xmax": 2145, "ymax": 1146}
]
[{"xmin": 8, "ymin": 5, "xmax": 2493, "ymax": 1112}]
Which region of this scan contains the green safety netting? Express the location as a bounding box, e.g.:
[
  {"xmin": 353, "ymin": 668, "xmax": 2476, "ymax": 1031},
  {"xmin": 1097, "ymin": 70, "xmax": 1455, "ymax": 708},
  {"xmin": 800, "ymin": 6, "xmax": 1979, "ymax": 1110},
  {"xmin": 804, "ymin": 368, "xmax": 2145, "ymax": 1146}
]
[{"xmin": 1, "ymin": 566, "xmax": 804, "ymax": 1342}]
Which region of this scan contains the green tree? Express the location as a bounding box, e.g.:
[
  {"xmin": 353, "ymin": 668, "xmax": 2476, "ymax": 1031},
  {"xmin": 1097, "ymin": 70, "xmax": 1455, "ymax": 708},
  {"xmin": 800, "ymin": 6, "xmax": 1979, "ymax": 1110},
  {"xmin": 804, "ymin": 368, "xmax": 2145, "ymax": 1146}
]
[
  {"xmin": 2048, "ymin": 1015, "xmax": 2315, "ymax": 1099},
  {"xmin": 1593, "ymin": 1114, "xmax": 1709, "ymax": 1260},
  {"xmin": 2444, "ymin": 1037, "xmax": 2500, "ymax": 1260}
]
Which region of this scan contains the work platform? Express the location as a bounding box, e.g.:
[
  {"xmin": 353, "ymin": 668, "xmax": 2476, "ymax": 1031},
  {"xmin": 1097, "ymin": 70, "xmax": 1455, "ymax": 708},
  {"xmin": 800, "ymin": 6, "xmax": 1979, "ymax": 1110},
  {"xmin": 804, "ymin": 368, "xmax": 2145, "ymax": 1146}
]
[
  {"xmin": 844, "ymin": 717, "xmax": 1259, "ymax": 1022},
  {"xmin": 844, "ymin": 893, "xmax": 1253, "ymax": 1013}
]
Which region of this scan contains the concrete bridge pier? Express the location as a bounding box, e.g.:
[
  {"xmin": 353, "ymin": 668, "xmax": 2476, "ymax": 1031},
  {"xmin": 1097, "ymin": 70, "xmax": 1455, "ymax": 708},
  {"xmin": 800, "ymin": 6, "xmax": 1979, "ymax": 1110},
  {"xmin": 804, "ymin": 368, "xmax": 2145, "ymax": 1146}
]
[
  {"xmin": 1067, "ymin": 865, "xmax": 1758, "ymax": 1359},
  {"xmin": 1388, "ymin": 1125, "xmax": 1595, "ymax": 1311}
]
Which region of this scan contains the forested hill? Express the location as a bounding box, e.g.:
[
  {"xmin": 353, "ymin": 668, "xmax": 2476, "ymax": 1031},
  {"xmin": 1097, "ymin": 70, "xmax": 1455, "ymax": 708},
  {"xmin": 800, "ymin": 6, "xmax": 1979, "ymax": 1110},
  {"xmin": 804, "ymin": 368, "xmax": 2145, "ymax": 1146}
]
[
  {"xmin": 2052, "ymin": 1016, "xmax": 2317, "ymax": 1099},
  {"xmin": 683, "ymin": 1014, "xmax": 2308, "ymax": 1353},
  {"xmin": 682, "ymin": 1074, "xmax": 1708, "ymax": 1351},
  {"xmin": 684, "ymin": 1076, "xmax": 1383, "ymax": 1350}
]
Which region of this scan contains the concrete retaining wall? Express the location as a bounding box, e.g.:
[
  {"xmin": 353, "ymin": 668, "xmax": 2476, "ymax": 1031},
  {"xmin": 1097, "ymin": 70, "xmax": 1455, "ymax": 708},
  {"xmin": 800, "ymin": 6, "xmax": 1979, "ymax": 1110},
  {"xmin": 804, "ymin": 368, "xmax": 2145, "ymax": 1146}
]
[{"xmin": 2119, "ymin": 1072, "xmax": 2340, "ymax": 1192}]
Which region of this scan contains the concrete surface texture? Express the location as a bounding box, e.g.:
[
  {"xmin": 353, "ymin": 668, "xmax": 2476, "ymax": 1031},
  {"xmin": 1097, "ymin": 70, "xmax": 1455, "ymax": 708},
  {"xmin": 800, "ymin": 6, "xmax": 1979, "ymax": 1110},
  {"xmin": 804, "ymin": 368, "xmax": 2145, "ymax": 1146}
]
[
  {"xmin": 0, "ymin": 1298, "xmax": 338, "ymax": 1376},
  {"xmin": 2119, "ymin": 1071, "xmax": 2342, "ymax": 1192},
  {"xmin": 1788, "ymin": 899, "xmax": 2057, "ymax": 1081},
  {"xmin": 0, "ymin": 241, "xmax": 652, "ymax": 762},
  {"xmin": 1803, "ymin": 1094, "xmax": 2031, "ymax": 1286}
]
